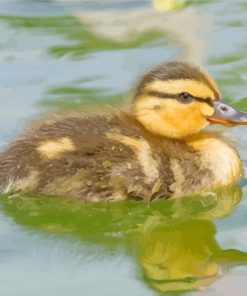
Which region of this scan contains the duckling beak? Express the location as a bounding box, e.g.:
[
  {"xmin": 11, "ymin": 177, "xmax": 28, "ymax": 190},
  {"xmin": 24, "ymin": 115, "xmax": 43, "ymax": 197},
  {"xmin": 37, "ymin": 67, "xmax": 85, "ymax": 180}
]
[{"xmin": 207, "ymin": 100, "xmax": 247, "ymax": 126}]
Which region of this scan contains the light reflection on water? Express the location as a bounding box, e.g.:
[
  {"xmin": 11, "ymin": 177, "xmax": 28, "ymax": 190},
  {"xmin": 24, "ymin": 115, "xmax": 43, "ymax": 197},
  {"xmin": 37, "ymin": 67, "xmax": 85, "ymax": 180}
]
[{"xmin": 0, "ymin": 1, "xmax": 247, "ymax": 295}]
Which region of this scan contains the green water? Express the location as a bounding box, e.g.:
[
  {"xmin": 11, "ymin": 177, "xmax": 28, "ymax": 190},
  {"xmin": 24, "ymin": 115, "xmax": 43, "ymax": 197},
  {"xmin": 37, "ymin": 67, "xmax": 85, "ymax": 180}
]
[{"xmin": 0, "ymin": 1, "xmax": 247, "ymax": 295}]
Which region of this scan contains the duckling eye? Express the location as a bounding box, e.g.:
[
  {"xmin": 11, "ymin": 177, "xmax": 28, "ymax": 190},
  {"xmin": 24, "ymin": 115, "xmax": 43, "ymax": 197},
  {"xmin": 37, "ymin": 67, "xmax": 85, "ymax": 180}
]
[{"xmin": 178, "ymin": 92, "xmax": 194, "ymax": 104}]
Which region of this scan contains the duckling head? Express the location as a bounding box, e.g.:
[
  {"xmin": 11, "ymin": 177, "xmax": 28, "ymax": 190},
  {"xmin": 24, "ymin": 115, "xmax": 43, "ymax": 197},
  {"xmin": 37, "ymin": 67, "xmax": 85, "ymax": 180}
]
[{"xmin": 134, "ymin": 61, "xmax": 247, "ymax": 139}]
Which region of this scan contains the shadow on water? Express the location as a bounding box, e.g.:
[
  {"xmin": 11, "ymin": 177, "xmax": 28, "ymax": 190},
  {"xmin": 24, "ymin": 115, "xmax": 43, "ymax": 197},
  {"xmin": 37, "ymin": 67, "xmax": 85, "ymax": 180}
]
[{"xmin": 1, "ymin": 185, "xmax": 247, "ymax": 294}]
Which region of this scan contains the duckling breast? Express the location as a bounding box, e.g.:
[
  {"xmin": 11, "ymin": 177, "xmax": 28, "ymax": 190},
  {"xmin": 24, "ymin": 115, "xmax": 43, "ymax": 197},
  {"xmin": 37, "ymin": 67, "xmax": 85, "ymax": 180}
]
[{"xmin": 186, "ymin": 134, "xmax": 243, "ymax": 188}]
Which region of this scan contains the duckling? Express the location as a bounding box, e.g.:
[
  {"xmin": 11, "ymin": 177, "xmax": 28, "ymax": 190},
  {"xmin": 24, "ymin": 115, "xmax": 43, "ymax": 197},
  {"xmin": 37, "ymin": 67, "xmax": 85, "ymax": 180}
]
[{"xmin": 0, "ymin": 61, "xmax": 247, "ymax": 201}]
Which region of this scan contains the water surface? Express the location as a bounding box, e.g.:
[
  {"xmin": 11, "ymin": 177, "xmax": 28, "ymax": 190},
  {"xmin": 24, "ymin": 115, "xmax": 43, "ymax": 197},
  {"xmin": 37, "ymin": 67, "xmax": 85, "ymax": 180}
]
[{"xmin": 0, "ymin": 1, "xmax": 247, "ymax": 295}]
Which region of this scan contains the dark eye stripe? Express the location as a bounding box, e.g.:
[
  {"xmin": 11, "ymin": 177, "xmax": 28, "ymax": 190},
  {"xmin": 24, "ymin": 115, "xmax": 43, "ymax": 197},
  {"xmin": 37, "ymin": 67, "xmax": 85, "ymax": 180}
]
[
  {"xmin": 147, "ymin": 91, "xmax": 214, "ymax": 107},
  {"xmin": 193, "ymin": 96, "xmax": 214, "ymax": 107}
]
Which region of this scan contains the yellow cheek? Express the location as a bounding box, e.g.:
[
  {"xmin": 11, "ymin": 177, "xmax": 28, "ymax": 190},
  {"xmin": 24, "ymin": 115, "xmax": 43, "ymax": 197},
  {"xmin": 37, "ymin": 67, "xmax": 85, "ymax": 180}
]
[
  {"xmin": 159, "ymin": 101, "xmax": 200, "ymax": 122},
  {"xmin": 158, "ymin": 102, "xmax": 209, "ymax": 131},
  {"xmin": 200, "ymin": 104, "xmax": 214, "ymax": 116},
  {"xmin": 135, "ymin": 98, "xmax": 211, "ymax": 138}
]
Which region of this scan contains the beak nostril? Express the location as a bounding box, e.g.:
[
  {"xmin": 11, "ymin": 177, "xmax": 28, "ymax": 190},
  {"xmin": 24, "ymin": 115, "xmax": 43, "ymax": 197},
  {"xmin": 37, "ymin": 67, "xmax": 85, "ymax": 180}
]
[{"xmin": 220, "ymin": 106, "xmax": 229, "ymax": 112}]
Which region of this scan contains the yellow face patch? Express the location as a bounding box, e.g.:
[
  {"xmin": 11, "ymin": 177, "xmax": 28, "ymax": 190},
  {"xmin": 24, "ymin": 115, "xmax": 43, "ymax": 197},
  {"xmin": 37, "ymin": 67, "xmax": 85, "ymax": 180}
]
[
  {"xmin": 200, "ymin": 103, "xmax": 214, "ymax": 117},
  {"xmin": 134, "ymin": 96, "xmax": 212, "ymax": 139},
  {"xmin": 37, "ymin": 137, "xmax": 75, "ymax": 159}
]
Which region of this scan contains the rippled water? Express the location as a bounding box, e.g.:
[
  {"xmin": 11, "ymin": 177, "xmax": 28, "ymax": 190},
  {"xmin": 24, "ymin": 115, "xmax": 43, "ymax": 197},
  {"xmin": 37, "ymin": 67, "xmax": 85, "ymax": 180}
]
[{"xmin": 0, "ymin": 1, "xmax": 247, "ymax": 295}]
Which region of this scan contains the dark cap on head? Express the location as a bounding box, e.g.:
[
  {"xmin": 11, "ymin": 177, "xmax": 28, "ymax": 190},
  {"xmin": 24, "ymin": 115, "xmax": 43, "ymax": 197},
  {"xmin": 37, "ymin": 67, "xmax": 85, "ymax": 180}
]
[{"xmin": 135, "ymin": 61, "xmax": 220, "ymax": 99}]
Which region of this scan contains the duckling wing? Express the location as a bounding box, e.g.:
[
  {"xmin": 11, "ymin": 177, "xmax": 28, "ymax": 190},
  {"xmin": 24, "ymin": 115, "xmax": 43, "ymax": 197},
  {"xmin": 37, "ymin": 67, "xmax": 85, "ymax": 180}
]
[{"xmin": 0, "ymin": 113, "xmax": 175, "ymax": 200}]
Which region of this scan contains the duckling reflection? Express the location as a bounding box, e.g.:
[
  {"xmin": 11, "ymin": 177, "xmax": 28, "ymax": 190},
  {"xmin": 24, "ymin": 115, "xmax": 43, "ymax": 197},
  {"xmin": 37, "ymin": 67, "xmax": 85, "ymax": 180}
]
[
  {"xmin": 136, "ymin": 218, "xmax": 247, "ymax": 293},
  {"xmin": 126, "ymin": 185, "xmax": 247, "ymax": 293},
  {"xmin": 138, "ymin": 219, "xmax": 220, "ymax": 292},
  {"xmin": 1, "ymin": 186, "xmax": 247, "ymax": 294}
]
